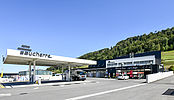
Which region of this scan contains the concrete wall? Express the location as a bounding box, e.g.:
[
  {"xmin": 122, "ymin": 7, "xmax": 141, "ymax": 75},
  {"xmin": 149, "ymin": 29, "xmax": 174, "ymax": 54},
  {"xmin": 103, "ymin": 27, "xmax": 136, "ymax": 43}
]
[{"xmin": 146, "ymin": 71, "xmax": 173, "ymax": 83}]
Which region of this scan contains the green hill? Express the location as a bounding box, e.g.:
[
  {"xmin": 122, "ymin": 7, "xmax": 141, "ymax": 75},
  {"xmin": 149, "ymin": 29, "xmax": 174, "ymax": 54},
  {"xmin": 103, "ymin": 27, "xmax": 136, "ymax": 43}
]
[
  {"xmin": 79, "ymin": 27, "xmax": 174, "ymax": 68},
  {"xmin": 47, "ymin": 27, "xmax": 174, "ymax": 72},
  {"xmin": 162, "ymin": 50, "xmax": 174, "ymax": 68}
]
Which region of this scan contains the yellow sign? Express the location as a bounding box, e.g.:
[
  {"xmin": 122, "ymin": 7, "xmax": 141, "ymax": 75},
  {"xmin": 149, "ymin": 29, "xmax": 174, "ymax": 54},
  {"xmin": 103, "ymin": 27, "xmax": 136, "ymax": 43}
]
[{"xmin": 1, "ymin": 69, "xmax": 3, "ymax": 78}]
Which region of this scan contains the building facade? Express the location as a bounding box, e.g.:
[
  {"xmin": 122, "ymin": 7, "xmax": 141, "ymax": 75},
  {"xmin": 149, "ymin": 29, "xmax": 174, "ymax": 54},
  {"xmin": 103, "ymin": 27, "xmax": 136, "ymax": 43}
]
[
  {"xmin": 87, "ymin": 51, "xmax": 163, "ymax": 79},
  {"xmin": 86, "ymin": 60, "xmax": 106, "ymax": 78}
]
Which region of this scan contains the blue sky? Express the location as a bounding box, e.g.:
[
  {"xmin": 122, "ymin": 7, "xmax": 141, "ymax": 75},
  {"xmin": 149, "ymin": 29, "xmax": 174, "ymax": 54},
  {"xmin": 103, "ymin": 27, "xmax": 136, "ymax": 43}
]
[{"xmin": 0, "ymin": 0, "xmax": 174, "ymax": 73}]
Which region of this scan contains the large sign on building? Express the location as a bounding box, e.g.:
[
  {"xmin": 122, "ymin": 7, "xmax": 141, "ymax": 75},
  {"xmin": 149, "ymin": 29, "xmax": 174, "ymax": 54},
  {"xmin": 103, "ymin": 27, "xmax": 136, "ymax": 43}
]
[
  {"xmin": 106, "ymin": 55, "xmax": 156, "ymax": 68},
  {"xmin": 20, "ymin": 51, "xmax": 52, "ymax": 58}
]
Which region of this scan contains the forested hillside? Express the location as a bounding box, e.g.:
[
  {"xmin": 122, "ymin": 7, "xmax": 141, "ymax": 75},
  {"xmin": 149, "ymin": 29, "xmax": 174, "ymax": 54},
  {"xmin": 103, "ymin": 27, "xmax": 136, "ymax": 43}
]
[
  {"xmin": 79, "ymin": 27, "xmax": 174, "ymax": 60},
  {"xmin": 47, "ymin": 27, "xmax": 174, "ymax": 72}
]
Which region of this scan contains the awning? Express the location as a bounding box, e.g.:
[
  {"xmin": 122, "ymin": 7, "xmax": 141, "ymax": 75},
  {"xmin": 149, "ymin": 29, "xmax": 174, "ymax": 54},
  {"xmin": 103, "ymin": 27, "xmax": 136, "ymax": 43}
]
[{"xmin": 3, "ymin": 49, "xmax": 97, "ymax": 67}]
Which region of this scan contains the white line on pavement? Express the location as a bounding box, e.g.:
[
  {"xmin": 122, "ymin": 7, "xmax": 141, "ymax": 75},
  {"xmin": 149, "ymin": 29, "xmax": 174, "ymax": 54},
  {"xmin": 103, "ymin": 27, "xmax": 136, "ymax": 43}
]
[
  {"xmin": 5, "ymin": 86, "xmax": 12, "ymax": 88},
  {"xmin": 0, "ymin": 93, "xmax": 12, "ymax": 97},
  {"xmin": 66, "ymin": 83, "xmax": 147, "ymax": 100},
  {"xmin": 33, "ymin": 87, "xmax": 39, "ymax": 89}
]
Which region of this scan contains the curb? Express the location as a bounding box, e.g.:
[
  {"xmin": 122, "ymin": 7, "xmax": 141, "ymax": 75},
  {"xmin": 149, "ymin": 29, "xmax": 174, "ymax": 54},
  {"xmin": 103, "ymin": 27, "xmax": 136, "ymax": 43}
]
[{"xmin": 5, "ymin": 80, "xmax": 95, "ymax": 88}]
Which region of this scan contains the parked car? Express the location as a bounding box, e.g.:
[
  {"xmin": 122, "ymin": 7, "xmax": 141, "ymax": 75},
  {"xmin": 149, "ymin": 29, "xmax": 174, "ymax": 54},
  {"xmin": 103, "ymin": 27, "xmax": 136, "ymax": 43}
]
[
  {"xmin": 117, "ymin": 74, "xmax": 129, "ymax": 80},
  {"xmin": 0, "ymin": 78, "xmax": 14, "ymax": 82},
  {"xmin": 49, "ymin": 74, "xmax": 63, "ymax": 80}
]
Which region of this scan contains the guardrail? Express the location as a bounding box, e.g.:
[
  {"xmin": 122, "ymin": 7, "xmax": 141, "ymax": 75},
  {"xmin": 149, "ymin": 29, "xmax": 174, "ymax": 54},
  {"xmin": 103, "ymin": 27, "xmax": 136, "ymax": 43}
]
[{"xmin": 146, "ymin": 71, "xmax": 173, "ymax": 83}]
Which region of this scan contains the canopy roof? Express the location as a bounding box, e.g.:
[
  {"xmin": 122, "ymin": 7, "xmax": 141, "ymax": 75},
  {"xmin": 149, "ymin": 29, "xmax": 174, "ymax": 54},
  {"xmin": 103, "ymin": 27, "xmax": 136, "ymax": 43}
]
[{"xmin": 3, "ymin": 49, "xmax": 97, "ymax": 67}]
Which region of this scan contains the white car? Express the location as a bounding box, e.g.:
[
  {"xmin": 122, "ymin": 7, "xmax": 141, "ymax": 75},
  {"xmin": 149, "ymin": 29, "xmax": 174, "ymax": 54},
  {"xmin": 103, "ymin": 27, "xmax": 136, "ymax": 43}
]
[{"xmin": 117, "ymin": 74, "xmax": 129, "ymax": 80}]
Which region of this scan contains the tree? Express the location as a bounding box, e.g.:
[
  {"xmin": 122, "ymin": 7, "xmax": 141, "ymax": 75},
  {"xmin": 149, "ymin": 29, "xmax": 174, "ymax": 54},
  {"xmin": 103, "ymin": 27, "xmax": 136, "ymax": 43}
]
[
  {"xmin": 169, "ymin": 44, "xmax": 173, "ymax": 50},
  {"xmin": 169, "ymin": 66, "xmax": 174, "ymax": 71},
  {"xmin": 157, "ymin": 44, "xmax": 161, "ymax": 51},
  {"xmin": 78, "ymin": 27, "xmax": 174, "ymax": 60}
]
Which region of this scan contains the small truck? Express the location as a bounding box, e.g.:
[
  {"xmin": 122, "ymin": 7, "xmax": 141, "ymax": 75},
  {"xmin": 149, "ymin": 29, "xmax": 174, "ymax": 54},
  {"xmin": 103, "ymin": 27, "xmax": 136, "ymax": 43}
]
[{"xmin": 71, "ymin": 70, "xmax": 86, "ymax": 81}]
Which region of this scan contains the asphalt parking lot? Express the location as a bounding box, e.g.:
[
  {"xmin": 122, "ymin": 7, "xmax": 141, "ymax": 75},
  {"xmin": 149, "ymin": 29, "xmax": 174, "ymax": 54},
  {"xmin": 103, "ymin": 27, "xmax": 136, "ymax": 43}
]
[{"xmin": 0, "ymin": 76, "xmax": 174, "ymax": 100}]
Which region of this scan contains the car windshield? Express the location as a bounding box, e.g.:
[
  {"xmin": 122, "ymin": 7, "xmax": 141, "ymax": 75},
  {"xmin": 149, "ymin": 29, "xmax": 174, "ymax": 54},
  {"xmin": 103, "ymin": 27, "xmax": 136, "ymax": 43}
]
[{"xmin": 77, "ymin": 71, "xmax": 85, "ymax": 75}]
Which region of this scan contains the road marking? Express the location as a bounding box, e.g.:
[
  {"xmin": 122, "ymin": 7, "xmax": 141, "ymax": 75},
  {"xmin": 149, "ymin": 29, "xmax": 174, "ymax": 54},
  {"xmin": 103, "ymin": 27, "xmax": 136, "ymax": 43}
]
[
  {"xmin": 33, "ymin": 87, "xmax": 39, "ymax": 89},
  {"xmin": 66, "ymin": 83, "xmax": 146, "ymax": 100},
  {"xmin": 0, "ymin": 93, "xmax": 11, "ymax": 97},
  {"xmin": 5, "ymin": 86, "xmax": 13, "ymax": 88}
]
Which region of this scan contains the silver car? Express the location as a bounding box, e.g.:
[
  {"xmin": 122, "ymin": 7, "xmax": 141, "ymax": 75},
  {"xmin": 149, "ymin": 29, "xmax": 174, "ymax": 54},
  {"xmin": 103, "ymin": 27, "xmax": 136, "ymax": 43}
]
[{"xmin": 117, "ymin": 74, "xmax": 129, "ymax": 80}]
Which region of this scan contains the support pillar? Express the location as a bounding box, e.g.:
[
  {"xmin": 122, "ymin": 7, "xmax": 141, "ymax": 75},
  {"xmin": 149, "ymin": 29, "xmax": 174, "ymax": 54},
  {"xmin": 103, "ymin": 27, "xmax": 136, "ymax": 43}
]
[
  {"xmin": 68, "ymin": 64, "xmax": 71, "ymax": 81},
  {"xmin": 33, "ymin": 60, "xmax": 36, "ymax": 83},
  {"xmin": 62, "ymin": 66, "xmax": 64, "ymax": 81},
  {"xmin": 29, "ymin": 62, "xmax": 32, "ymax": 83}
]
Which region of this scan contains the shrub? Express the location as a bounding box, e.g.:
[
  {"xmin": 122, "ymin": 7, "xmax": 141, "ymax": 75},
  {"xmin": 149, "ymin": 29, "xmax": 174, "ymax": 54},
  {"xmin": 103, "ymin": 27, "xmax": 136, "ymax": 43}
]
[{"xmin": 169, "ymin": 66, "xmax": 174, "ymax": 71}]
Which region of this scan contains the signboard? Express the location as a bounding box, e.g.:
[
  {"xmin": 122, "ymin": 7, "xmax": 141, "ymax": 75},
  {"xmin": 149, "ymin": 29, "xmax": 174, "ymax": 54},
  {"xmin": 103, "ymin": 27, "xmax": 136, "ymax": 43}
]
[
  {"xmin": 20, "ymin": 51, "xmax": 52, "ymax": 58},
  {"xmin": 106, "ymin": 55, "xmax": 155, "ymax": 68}
]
